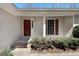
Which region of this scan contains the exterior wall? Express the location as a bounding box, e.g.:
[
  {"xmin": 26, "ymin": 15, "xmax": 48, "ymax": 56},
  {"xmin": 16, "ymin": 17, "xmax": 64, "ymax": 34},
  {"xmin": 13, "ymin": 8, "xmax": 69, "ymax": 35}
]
[
  {"xmin": 33, "ymin": 17, "xmax": 43, "ymax": 37},
  {"xmin": 0, "ymin": 3, "xmax": 17, "ymax": 16},
  {"xmin": 46, "ymin": 17, "xmax": 64, "ymax": 36},
  {"xmin": 22, "ymin": 17, "xmax": 43, "ymax": 37},
  {"xmin": 58, "ymin": 17, "xmax": 64, "ymax": 36},
  {"xmin": 46, "ymin": 16, "xmax": 73, "ymax": 36},
  {"xmin": 74, "ymin": 15, "xmax": 79, "ymax": 24},
  {"xmin": 0, "ymin": 8, "xmax": 21, "ymax": 48},
  {"xmin": 63, "ymin": 16, "xmax": 73, "ymax": 36},
  {"xmin": 32, "ymin": 17, "xmax": 65, "ymax": 37},
  {"xmin": 23, "ymin": 16, "xmax": 73, "ymax": 37}
]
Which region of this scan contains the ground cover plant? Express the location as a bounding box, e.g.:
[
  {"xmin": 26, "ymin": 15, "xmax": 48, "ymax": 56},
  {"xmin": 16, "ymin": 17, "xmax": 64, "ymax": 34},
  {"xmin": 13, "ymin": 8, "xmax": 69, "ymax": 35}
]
[{"xmin": 0, "ymin": 49, "xmax": 13, "ymax": 56}]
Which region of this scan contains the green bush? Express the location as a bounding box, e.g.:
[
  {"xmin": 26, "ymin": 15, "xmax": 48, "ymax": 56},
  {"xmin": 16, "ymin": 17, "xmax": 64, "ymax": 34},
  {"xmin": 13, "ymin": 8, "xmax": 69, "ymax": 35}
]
[
  {"xmin": 29, "ymin": 37, "xmax": 54, "ymax": 51},
  {"xmin": 52, "ymin": 37, "xmax": 79, "ymax": 50},
  {"xmin": 72, "ymin": 25, "xmax": 79, "ymax": 38},
  {"xmin": 0, "ymin": 49, "xmax": 13, "ymax": 56},
  {"xmin": 30, "ymin": 37, "xmax": 79, "ymax": 51},
  {"xmin": 52, "ymin": 37, "xmax": 69, "ymax": 51},
  {"xmin": 67, "ymin": 37, "xmax": 79, "ymax": 50},
  {"xmin": 46, "ymin": 40, "xmax": 54, "ymax": 49},
  {"xmin": 30, "ymin": 37, "xmax": 46, "ymax": 50}
]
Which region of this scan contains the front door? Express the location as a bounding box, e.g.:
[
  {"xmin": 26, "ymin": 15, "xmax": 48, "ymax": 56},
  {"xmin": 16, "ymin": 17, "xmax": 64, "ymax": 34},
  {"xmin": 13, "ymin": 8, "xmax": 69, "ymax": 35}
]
[{"xmin": 24, "ymin": 20, "xmax": 31, "ymax": 36}]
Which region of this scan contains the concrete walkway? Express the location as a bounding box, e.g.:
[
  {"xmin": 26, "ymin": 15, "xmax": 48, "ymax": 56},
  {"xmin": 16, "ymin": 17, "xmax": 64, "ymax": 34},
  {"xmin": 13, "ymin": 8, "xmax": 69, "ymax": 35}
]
[{"xmin": 12, "ymin": 48, "xmax": 79, "ymax": 56}]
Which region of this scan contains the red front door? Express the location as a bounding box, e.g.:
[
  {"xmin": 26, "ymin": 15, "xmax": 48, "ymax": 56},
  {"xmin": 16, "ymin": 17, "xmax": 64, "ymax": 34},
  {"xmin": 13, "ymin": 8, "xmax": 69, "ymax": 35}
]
[{"xmin": 24, "ymin": 20, "xmax": 31, "ymax": 36}]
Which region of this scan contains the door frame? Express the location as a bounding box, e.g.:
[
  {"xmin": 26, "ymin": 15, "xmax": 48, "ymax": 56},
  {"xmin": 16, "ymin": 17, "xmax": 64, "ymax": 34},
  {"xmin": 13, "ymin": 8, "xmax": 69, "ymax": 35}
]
[{"xmin": 22, "ymin": 18, "xmax": 32, "ymax": 37}]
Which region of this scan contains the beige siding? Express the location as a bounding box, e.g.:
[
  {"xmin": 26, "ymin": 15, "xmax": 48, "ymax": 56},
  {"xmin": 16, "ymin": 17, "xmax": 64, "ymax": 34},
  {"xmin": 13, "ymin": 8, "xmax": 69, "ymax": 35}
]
[
  {"xmin": 33, "ymin": 17, "xmax": 43, "ymax": 37},
  {"xmin": 63, "ymin": 16, "xmax": 73, "ymax": 36},
  {"xmin": 0, "ymin": 8, "xmax": 21, "ymax": 48},
  {"xmin": 74, "ymin": 15, "xmax": 79, "ymax": 24},
  {"xmin": 59, "ymin": 17, "xmax": 64, "ymax": 36}
]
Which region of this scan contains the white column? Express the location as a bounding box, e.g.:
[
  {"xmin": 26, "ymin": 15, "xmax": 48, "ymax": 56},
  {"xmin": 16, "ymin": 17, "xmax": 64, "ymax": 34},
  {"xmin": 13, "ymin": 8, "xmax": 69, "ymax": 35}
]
[
  {"xmin": 73, "ymin": 15, "xmax": 75, "ymax": 27},
  {"xmin": 43, "ymin": 17, "xmax": 46, "ymax": 37},
  {"xmin": 28, "ymin": 18, "xmax": 34, "ymax": 43},
  {"xmin": 31, "ymin": 18, "xmax": 34, "ymax": 36}
]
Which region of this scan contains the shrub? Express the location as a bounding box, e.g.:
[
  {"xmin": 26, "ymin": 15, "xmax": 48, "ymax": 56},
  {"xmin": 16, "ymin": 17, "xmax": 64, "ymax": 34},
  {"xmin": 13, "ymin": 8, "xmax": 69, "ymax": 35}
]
[
  {"xmin": 72, "ymin": 25, "xmax": 79, "ymax": 38},
  {"xmin": 52, "ymin": 37, "xmax": 69, "ymax": 51},
  {"xmin": 30, "ymin": 37, "xmax": 47, "ymax": 50},
  {"xmin": 29, "ymin": 38, "xmax": 40, "ymax": 50},
  {"xmin": 67, "ymin": 37, "xmax": 79, "ymax": 50},
  {"xmin": 45, "ymin": 39, "xmax": 54, "ymax": 49},
  {"xmin": 53, "ymin": 37, "xmax": 79, "ymax": 50},
  {"xmin": 29, "ymin": 37, "xmax": 54, "ymax": 51},
  {"xmin": 30, "ymin": 37, "xmax": 79, "ymax": 51},
  {"xmin": 0, "ymin": 49, "xmax": 13, "ymax": 56}
]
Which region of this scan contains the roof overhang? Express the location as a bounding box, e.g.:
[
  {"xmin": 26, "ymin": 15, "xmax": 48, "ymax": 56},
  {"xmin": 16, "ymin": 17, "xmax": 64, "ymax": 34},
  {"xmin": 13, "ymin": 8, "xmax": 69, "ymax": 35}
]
[
  {"xmin": 14, "ymin": 3, "xmax": 79, "ymax": 10},
  {"xmin": 1, "ymin": 3, "xmax": 79, "ymax": 16},
  {"xmin": 0, "ymin": 3, "xmax": 18, "ymax": 16}
]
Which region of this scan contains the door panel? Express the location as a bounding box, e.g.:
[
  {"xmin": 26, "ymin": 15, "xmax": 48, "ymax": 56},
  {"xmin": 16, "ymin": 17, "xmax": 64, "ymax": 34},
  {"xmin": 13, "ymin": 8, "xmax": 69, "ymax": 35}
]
[{"xmin": 24, "ymin": 20, "xmax": 31, "ymax": 36}]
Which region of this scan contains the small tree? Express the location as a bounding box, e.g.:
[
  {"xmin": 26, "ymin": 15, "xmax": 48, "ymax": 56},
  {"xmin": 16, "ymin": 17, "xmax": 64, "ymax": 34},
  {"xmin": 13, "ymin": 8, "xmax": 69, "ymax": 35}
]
[{"xmin": 72, "ymin": 25, "xmax": 79, "ymax": 38}]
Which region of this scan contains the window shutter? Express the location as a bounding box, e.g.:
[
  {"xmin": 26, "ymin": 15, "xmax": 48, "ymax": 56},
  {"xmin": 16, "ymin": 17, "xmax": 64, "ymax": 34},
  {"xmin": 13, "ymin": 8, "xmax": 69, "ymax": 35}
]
[{"xmin": 55, "ymin": 19, "xmax": 59, "ymax": 35}]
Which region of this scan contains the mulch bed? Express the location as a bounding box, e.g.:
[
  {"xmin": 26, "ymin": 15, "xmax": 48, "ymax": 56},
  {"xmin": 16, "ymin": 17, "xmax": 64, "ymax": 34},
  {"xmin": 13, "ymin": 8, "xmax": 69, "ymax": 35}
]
[{"xmin": 30, "ymin": 48, "xmax": 79, "ymax": 54}]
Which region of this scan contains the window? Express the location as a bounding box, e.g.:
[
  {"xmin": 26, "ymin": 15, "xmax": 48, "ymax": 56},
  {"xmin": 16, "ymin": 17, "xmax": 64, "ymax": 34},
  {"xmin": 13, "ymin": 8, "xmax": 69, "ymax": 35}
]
[{"xmin": 46, "ymin": 19, "xmax": 59, "ymax": 35}]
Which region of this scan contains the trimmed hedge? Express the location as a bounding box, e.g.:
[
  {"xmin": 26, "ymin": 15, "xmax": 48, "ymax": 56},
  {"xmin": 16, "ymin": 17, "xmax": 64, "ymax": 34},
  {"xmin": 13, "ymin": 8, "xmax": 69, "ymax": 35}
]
[
  {"xmin": 52, "ymin": 37, "xmax": 79, "ymax": 50},
  {"xmin": 72, "ymin": 25, "xmax": 79, "ymax": 38},
  {"xmin": 29, "ymin": 37, "xmax": 79, "ymax": 51},
  {"xmin": 29, "ymin": 37, "xmax": 53, "ymax": 51}
]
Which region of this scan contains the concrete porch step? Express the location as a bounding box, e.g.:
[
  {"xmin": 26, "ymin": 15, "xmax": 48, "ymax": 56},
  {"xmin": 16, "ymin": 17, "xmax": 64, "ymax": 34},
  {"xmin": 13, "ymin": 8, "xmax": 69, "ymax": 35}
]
[
  {"xmin": 14, "ymin": 43, "xmax": 27, "ymax": 48},
  {"xmin": 11, "ymin": 37, "xmax": 30, "ymax": 48}
]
